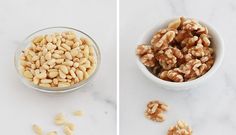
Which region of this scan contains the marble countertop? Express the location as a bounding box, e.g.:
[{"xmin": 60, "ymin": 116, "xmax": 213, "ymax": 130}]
[
  {"xmin": 120, "ymin": 0, "xmax": 236, "ymax": 134},
  {"xmin": 0, "ymin": 0, "xmax": 116, "ymax": 134}
]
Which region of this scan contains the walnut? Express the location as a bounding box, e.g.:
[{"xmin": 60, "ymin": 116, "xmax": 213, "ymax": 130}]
[
  {"xmin": 200, "ymin": 56, "xmax": 209, "ymax": 63},
  {"xmin": 184, "ymin": 53, "xmax": 193, "ymax": 62},
  {"xmin": 168, "ymin": 18, "xmax": 181, "ymax": 29},
  {"xmin": 181, "ymin": 36, "xmax": 198, "ymax": 48},
  {"xmin": 136, "ymin": 17, "xmax": 215, "ymax": 82},
  {"xmin": 196, "ymin": 26, "xmax": 208, "ymax": 35},
  {"xmin": 200, "ymin": 34, "xmax": 210, "ymax": 46},
  {"xmin": 136, "ymin": 44, "xmax": 156, "ymax": 67},
  {"xmin": 175, "ymin": 30, "xmax": 193, "ymax": 43},
  {"xmin": 167, "ymin": 70, "xmax": 184, "ymax": 82},
  {"xmin": 189, "ymin": 43, "xmax": 205, "ymax": 57},
  {"xmin": 203, "ymin": 46, "xmax": 214, "ymax": 56},
  {"xmin": 140, "ymin": 53, "xmax": 156, "ymax": 67},
  {"xmin": 155, "ymin": 48, "xmax": 177, "ymax": 70},
  {"xmin": 151, "ymin": 29, "xmax": 168, "ymax": 47},
  {"xmin": 145, "ymin": 100, "xmax": 168, "ymax": 122},
  {"xmin": 151, "ymin": 29, "xmax": 176, "ymax": 51},
  {"xmin": 205, "ymin": 58, "xmax": 214, "ymax": 69},
  {"xmin": 159, "ymin": 70, "xmax": 169, "ymax": 81},
  {"xmin": 159, "ymin": 69, "xmax": 184, "ymax": 82},
  {"xmin": 183, "ymin": 59, "xmax": 203, "ymax": 80},
  {"xmin": 175, "ymin": 64, "xmax": 191, "ymax": 75},
  {"xmin": 167, "ymin": 120, "xmax": 193, "ymax": 135},
  {"xmin": 199, "ymin": 63, "xmax": 208, "ymax": 75},
  {"xmin": 172, "ymin": 47, "xmax": 183, "ymax": 59},
  {"xmin": 136, "ymin": 44, "xmax": 152, "ymax": 55},
  {"xmin": 182, "ymin": 19, "xmax": 204, "ymax": 32}
]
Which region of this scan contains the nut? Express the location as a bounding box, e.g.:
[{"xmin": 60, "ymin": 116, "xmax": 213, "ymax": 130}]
[
  {"xmin": 23, "ymin": 70, "xmax": 33, "ymax": 79},
  {"xmin": 136, "ymin": 17, "xmax": 214, "ymax": 82},
  {"xmin": 32, "ymin": 110, "xmax": 85, "ymax": 135},
  {"xmin": 19, "ymin": 31, "xmax": 97, "ymax": 88},
  {"xmin": 63, "ymin": 126, "xmax": 73, "ymax": 135},
  {"xmin": 136, "ymin": 44, "xmax": 153, "ymax": 56},
  {"xmin": 168, "ymin": 18, "xmax": 181, "ymax": 29},
  {"xmin": 151, "ymin": 30, "xmax": 176, "ymax": 51},
  {"xmin": 155, "ymin": 48, "xmax": 177, "ymax": 70},
  {"xmin": 47, "ymin": 131, "xmax": 57, "ymax": 135},
  {"xmin": 65, "ymin": 122, "xmax": 76, "ymax": 131},
  {"xmin": 32, "ymin": 124, "xmax": 43, "ymax": 135},
  {"xmin": 167, "ymin": 70, "xmax": 184, "ymax": 82},
  {"xmin": 140, "ymin": 53, "xmax": 156, "ymax": 67},
  {"xmin": 167, "ymin": 120, "xmax": 193, "ymax": 135},
  {"xmin": 54, "ymin": 113, "xmax": 66, "ymax": 125},
  {"xmin": 144, "ymin": 100, "xmax": 168, "ymax": 122},
  {"xmin": 73, "ymin": 110, "xmax": 83, "ymax": 117}
]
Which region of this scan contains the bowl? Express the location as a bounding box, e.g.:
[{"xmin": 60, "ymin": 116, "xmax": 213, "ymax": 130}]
[
  {"xmin": 136, "ymin": 18, "xmax": 224, "ymax": 90},
  {"xmin": 15, "ymin": 27, "xmax": 101, "ymax": 93}
]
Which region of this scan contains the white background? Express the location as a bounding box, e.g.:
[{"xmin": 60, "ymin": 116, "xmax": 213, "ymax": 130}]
[
  {"xmin": 0, "ymin": 0, "xmax": 116, "ymax": 134},
  {"xmin": 120, "ymin": 0, "xmax": 236, "ymax": 134}
]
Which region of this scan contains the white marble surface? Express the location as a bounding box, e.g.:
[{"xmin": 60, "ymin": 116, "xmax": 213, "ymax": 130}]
[
  {"xmin": 0, "ymin": 0, "xmax": 116, "ymax": 134},
  {"xmin": 120, "ymin": 0, "xmax": 236, "ymax": 134}
]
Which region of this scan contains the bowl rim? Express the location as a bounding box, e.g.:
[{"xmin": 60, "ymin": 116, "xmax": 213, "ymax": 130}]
[
  {"xmin": 14, "ymin": 26, "xmax": 101, "ymax": 93},
  {"xmin": 135, "ymin": 17, "xmax": 224, "ymax": 89}
]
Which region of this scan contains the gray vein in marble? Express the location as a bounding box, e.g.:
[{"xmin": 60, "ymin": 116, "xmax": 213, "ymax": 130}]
[
  {"xmin": 92, "ymin": 91, "xmax": 116, "ymax": 110},
  {"xmin": 167, "ymin": 0, "xmax": 188, "ymax": 16}
]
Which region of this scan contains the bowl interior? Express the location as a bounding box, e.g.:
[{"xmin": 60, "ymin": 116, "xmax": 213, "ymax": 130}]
[
  {"xmin": 136, "ymin": 18, "xmax": 224, "ymax": 90},
  {"xmin": 15, "ymin": 27, "xmax": 101, "ymax": 93}
]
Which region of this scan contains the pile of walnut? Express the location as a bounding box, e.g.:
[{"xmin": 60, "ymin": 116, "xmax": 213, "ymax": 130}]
[
  {"xmin": 145, "ymin": 100, "xmax": 168, "ymax": 122},
  {"xmin": 20, "ymin": 31, "xmax": 96, "ymax": 88},
  {"xmin": 167, "ymin": 120, "xmax": 193, "ymax": 135},
  {"xmin": 136, "ymin": 17, "xmax": 214, "ymax": 82}
]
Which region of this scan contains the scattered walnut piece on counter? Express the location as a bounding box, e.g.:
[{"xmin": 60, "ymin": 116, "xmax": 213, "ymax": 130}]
[
  {"xmin": 136, "ymin": 17, "xmax": 215, "ymax": 82},
  {"xmin": 167, "ymin": 120, "xmax": 193, "ymax": 135},
  {"xmin": 145, "ymin": 100, "xmax": 168, "ymax": 122},
  {"xmin": 20, "ymin": 31, "xmax": 97, "ymax": 88}
]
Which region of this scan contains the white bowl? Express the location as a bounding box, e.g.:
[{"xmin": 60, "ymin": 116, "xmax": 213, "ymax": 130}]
[{"xmin": 136, "ymin": 18, "xmax": 224, "ymax": 90}]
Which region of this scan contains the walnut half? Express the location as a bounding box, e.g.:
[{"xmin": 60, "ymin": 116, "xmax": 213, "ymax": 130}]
[
  {"xmin": 144, "ymin": 100, "xmax": 168, "ymax": 122},
  {"xmin": 167, "ymin": 120, "xmax": 193, "ymax": 135}
]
